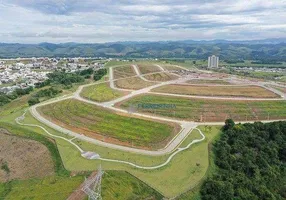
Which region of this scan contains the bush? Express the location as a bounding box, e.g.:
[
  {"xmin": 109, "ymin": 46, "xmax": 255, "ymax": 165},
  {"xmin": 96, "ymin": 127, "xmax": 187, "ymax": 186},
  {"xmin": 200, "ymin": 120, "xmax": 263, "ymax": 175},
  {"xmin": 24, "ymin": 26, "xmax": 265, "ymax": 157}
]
[{"xmin": 28, "ymin": 97, "xmax": 40, "ymax": 106}]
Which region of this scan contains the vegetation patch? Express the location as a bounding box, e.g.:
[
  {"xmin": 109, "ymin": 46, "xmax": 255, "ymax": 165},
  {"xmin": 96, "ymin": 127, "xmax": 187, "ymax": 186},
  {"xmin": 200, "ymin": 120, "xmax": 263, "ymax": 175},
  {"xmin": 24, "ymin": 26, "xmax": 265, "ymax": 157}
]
[
  {"xmin": 119, "ymin": 94, "xmax": 286, "ymax": 122},
  {"xmin": 81, "ymin": 82, "xmax": 125, "ymax": 102},
  {"xmin": 39, "ymin": 99, "xmax": 178, "ymax": 149},
  {"xmin": 200, "ymin": 121, "xmax": 286, "ymax": 200},
  {"xmin": 152, "ymin": 84, "xmax": 279, "ymax": 98},
  {"xmin": 186, "ymin": 79, "xmax": 232, "ymax": 85},
  {"xmin": 115, "ymin": 76, "xmax": 155, "ymax": 90},
  {"xmin": 143, "ymin": 72, "xmax": 178, "ymax": 82}
]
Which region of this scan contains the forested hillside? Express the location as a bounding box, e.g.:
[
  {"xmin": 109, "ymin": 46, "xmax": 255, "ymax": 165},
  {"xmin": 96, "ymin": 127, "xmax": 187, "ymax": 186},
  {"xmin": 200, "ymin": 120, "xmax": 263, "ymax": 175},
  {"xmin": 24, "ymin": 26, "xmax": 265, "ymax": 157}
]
[
  {"xmin": 201, "ymin": 120, "xmax": 286, "ymax": 200},
  {"xmin": 0, "ymin": 41, "xmax": 286, "ymax": 60}
]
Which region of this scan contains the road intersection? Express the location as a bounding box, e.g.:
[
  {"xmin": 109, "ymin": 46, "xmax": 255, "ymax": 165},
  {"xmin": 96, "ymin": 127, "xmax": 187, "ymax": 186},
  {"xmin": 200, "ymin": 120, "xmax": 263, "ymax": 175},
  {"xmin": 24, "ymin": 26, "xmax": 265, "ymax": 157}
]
[{"xmin": 15, "ymin": 63, "xmax": 286, "ymax": 169}]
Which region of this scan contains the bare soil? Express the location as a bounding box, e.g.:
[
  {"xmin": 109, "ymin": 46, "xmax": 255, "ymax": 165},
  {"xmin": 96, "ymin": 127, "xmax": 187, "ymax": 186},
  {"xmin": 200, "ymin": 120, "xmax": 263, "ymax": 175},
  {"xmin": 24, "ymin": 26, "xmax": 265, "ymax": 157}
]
[{"xmin": 0, "ymin": 129, "xmax": 54, "ymax": 182}]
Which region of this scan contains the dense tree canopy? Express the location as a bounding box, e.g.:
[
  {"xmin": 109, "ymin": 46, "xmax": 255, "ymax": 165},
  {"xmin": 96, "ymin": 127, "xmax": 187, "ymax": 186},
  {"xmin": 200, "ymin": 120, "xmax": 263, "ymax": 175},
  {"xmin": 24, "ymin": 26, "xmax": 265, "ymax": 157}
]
[
  {"xmin": 201, "ymin": 121, "xmax": 286, "ymax": 200},
  {"xmin": 93, "ymin": 68, "xmax": 107, "ymax": 81}
]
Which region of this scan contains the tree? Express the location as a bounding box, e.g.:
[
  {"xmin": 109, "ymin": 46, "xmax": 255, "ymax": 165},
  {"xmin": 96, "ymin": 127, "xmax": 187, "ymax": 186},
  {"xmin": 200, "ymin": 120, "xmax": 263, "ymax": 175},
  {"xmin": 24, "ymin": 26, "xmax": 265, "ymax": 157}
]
[{"xmin": 223, "ymin": 119, "xmax": 235, "ymax": 131}]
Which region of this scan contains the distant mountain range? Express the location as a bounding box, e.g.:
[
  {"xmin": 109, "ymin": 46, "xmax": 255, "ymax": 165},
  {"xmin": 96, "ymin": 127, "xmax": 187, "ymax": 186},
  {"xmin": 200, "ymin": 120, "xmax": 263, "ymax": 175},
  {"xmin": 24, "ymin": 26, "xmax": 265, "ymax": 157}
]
[{"xmin": 0, "ymin": 38, "xmax": 286, "ymax": 60}]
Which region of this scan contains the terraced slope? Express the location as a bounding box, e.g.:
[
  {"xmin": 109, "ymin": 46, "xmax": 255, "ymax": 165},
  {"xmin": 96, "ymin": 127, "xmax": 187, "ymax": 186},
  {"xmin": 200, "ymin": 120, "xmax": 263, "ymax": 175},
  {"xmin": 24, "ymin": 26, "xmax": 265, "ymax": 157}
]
[
  {"xmin": 119, "ymin": 94, "xmax": 286, "ymax": 122},
  {"xmin": 39, "ymin": 99, "xmax": 178, "ymax": 149}
]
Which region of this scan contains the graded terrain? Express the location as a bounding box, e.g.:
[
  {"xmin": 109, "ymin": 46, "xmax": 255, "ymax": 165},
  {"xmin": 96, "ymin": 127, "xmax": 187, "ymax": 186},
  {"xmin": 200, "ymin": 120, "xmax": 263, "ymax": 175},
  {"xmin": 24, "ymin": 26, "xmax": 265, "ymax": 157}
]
[
  {"xmin": 118, "ymin": 94, "xmax": 286, "ymax": 122},
  {"xmin": 152, "ymin": 84, "xmax": 279, "ymax": 98},
  {"xmin": 38, "ymin": 99, "xmax": 178, "ymax": 149}
]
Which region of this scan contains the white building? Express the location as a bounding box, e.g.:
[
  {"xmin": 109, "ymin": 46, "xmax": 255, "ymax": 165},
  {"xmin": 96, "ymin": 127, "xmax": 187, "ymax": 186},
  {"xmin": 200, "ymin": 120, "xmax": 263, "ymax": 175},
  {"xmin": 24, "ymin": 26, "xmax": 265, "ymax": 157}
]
[{"xmin": 208, "ymin": 55, "xmax": 219, "ymax": 68}]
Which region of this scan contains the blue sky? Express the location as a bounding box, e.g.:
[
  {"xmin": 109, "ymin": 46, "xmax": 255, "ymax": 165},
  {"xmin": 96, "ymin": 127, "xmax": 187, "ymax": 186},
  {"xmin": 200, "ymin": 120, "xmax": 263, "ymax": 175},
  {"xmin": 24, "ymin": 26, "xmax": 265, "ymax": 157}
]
[{"xmin": 0, "ymin": 0, "xmax": 285, "ymax": 43}]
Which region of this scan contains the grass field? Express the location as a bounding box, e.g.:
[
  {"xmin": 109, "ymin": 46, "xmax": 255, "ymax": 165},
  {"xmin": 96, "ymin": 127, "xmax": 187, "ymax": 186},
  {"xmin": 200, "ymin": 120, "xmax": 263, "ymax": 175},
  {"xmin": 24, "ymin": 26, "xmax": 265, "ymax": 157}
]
[
  {"xmin": 143, "ymin": 72, "xmax": 178, "ymax": 82},
  {"xmin": 1, "ymin": 175, "xmax": 84, "ymax": 200},
  {"xmin": 186, "ymin": 79, "xmax": 232, "ymax": 85},
  {"xmin": 39, "ymin": 99, "xmax": 178, "ymax": 149},
  {"xmin": 102, "ymin": 171, "xmax": 163, "ymax": 200},
  {"xmin": 115, "ymin": 76, "xmax": 155, "ymax": 90},
  {"xmin": 137, "ymin": 64, "xmax": 162, "ymax": 74},
  {"xmin": 80, "ymin": 82, "xmax": 125, "ymax": 102},
  {"xmin": 119, "ymin": 94, "xmax": 286, "ymax": 122},
  {"xmin": 152, "ymin": 84, "xmax": 279, "ymax": 98},
  {"xmin": 113, "ymin": 65, "xmax": 136, "ymax": 79}
]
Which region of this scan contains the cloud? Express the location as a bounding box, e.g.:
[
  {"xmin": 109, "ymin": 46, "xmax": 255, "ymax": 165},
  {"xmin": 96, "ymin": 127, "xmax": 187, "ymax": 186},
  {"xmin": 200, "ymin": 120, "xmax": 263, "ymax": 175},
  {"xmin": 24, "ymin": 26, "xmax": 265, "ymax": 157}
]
[{"xmin": 0, "ymin": 0, "xmax": 285, "ymax": 43}]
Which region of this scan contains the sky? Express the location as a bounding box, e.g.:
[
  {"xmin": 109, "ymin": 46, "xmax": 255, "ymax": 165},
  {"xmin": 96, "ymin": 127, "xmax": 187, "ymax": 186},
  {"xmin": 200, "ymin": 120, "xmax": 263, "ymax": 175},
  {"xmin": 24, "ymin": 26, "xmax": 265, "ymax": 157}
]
[{"xmin": 0, "ymin": 0, "xmax": 285, "ymax": 43}]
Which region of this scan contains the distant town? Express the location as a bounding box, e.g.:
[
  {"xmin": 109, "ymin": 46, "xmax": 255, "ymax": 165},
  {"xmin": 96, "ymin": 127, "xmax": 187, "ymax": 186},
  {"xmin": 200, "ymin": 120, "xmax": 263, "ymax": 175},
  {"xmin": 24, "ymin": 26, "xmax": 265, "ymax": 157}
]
[{"xmin": 0, "ymin": 57, "xmax": 106, "ymax": 94}]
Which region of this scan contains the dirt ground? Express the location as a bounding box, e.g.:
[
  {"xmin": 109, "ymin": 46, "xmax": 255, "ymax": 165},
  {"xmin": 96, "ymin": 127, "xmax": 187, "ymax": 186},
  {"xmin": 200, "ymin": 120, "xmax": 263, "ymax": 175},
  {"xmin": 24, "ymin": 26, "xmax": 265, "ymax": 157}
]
[{"xmin": 0, "ymin": 129, "xmax": 54, "ymax": 182}]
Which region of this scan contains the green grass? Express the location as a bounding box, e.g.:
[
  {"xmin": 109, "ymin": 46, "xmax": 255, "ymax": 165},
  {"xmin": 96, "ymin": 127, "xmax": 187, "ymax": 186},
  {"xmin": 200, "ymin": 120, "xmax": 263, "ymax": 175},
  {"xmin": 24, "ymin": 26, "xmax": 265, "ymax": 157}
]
[
  {"xmin": 119, "ymin": 94, "xmax": 286, "ymax": 122},
  {"xmin": 80, "ymin": 82, "xmax": 124, "ymax": 102},
  {"xmin": 179, "ymin": 129, "xmax": 202, "ymax": 148},
  {"xmin": 127, "ymin": 126, "xmax": 221, "ymax": 198},
  {"xmin": 102, "ymin": 171, "xmax": 163, "ymax": 200},
  {"xmin": 2, "ymin": 176, "xmax": 84, "ymax": 200},
  {"xmin": 39, "ymin": 99, "xmax": 176, "ymax": 149}
]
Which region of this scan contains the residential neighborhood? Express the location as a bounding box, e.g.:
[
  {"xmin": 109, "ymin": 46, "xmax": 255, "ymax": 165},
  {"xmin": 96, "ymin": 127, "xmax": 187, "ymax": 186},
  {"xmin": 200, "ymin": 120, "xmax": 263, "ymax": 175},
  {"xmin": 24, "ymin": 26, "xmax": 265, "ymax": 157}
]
[{"xmin": 0, "ymin": 57, "xmax": 105, "ymax": 94}]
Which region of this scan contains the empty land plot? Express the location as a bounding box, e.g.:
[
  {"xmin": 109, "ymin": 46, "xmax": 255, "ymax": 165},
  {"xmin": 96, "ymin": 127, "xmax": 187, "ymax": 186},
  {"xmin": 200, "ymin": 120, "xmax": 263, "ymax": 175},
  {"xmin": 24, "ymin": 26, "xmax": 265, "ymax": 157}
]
[
  {"xmin": 137, "ymin": 64, "xmax": 162, "ymax": 74},
  {"xmin": 38, "ymin": 99, "xmax": 178, "ymax": 149},
  {"xmin": 143, "ymin": 72, "xmax": 178, "ymax": 82},
  {"xmin": 115, "ymin": 77, "xmax": 155, "ymax": 90},
  {"xmin": 119, "ymin": 94, "xmax": 286, "ymax": 122},
  {"xmin": 152, "ymin": 84, "xmax": 279, "ymax": 98},
  {"xmin": 113, "ymin": 65, "xmax": 136, "ymax": 79},
  {"xmin": 80, "ymin": 83, "xmax": 125, "ymax": 102},
  {"xmin": 186, "ymin": 79, "xmax": 232, "ymax": 85},
  {"xmin": 0, "ymin": 129, "xmax": 54, "ymax": 182},
  {"xmin": 161, "ymin": 65, "xmax": 185, "ymax": 71}
]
